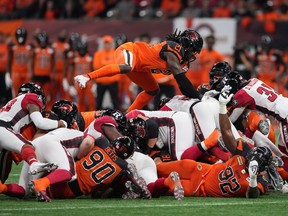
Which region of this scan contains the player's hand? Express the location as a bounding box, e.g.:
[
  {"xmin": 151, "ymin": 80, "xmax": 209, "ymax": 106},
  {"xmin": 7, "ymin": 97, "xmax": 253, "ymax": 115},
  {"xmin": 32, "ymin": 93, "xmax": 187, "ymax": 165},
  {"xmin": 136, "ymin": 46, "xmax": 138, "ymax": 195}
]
[
  {"xmin": 62, "ymin": 78, "xmax": 69, "ymax": 91},
  {"xmin": 69, "ymin": 86, "xmax": 77, "ymax": 97},
  {"xmin": 219, "ymin": 85, "xmax": 234, "ymax": 105},
  {"xmin": 248, "ymin": 160, "xmax": 259, "ymax": 179},
  {"xmin": 74, "ymin": 75, "xmax": 90, "ymax": 88},
  {"xmin": 58, "ymin": 120, "xmax": 67, "ymax": 128},
  {"xmin": 201, "ymin": 90, "xmax": 220, "ymax": 101},
  {"xmin": 5, "ymin": 72, "xmax": 12, "ymax": 89}
]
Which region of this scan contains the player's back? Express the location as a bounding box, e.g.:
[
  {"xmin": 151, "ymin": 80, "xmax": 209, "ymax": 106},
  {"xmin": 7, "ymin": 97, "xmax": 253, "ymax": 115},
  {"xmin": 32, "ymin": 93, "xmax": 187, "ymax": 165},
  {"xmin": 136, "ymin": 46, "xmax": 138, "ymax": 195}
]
[
  {"xmin": 0, "ymin": 93, "xmax": 42, "ymax": 133},
  {"xmin": 76, "ymin": 136, "xmax": 128, "ymax": 195},
  {"xmin": 161, "ymin": 95, "xmax": 199, "ymax": 112},
  {"xmin": 11, "ymin": 44, "xmax": 32, "ymax": 73},
  {"xmin": 234, "ymin": 78, "xmax": 288, "ymax": 120}
]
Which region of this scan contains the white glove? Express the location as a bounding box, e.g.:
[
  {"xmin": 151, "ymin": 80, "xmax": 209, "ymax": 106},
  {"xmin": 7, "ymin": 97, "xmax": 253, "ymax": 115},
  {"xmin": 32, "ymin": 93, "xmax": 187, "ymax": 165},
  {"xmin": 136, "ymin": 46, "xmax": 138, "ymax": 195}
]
[
  {"xmin": 69, "ymin": 85, "xmax": 77, "ymax": 97},
  {"xmin": 201, "ymin": 90, "xmax": 220, "ymax": 101},
  {"xmin": 91, "ymin": 83, "xmax": 97, "ymax": 97},
  {"xmin": 5, "ymin": 72, "xmax": 12, "ymax": 89},
  {"xmin": 248, "ymin": 160, "xmax": 258, "ymax": 188},
  {"xmin": 62, "ymin": 78, "xmax": 69, "ymax": 91},
  {"xmin": 74, "ymin": 75, "xmax": 90, "ymax": 88},
  {"xmin": 59, "ymin": 120, "xmax": 68, "ymax": 128},
  {"xmin": 219, "ymin": 85, "xmax": 234, "ymax": 105}
]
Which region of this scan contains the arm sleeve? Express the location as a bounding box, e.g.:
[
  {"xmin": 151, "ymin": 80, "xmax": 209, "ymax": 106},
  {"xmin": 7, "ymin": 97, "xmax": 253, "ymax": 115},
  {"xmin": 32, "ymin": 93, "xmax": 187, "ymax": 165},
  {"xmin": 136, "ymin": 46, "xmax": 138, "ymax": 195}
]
[
  {"xmin": 174, "ymin": 73, "xmax": 200, "ymax": 99},
  {"xmin": 30, "ymin": 111, "xmax": 58, "ymax": 130}
]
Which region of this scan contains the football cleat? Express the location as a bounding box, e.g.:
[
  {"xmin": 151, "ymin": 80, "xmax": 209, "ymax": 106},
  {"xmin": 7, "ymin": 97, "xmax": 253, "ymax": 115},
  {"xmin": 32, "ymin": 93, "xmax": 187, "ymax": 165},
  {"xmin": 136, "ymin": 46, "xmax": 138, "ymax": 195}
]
[
  {"xmin": 28, "ymin": 181, "xmax": 51, "ymax": 202},
  {"xmin": 29, "ymin": 162, "xmax": 58, "ymax": 175},
  {"xmin": 169, "ymin": 171, "xmax": 184, "ymax": 201}
]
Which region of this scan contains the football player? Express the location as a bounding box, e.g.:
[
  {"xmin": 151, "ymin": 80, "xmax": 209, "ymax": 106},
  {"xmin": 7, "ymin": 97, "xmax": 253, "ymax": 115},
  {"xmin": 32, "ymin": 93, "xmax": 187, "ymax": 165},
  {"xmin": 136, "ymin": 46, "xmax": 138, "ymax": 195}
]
[
  {"xmin": 74, "ymin": 29, "xmax": 203, "ymax": 112},
  {"xmin": 0, "ymin": 83, "xmax": 66, "ymax": 183}
]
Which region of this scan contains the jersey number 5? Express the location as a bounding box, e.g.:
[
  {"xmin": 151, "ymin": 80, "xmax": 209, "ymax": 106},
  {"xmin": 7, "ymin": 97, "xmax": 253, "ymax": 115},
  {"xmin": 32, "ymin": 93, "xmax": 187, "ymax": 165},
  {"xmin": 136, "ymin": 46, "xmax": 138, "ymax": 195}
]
[
  {"xmin": 256, "ymin": 83, "xmax": 278, "ymax": 102},
  {"xmin": 82, "ymin": 150, "xmax": 116, "ymax": 184}
]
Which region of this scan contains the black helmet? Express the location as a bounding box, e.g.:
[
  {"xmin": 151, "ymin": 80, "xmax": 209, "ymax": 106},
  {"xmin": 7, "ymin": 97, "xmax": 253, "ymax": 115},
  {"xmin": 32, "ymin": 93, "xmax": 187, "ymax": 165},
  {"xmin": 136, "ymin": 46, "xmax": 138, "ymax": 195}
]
[
  {"xmin": 36, "ymin": 31, "xmax": 49, "ymax": 48},
  {"xmin": 180, "ymin": 29, "xmax": 203, "ymax": 62},
  {"xmin": 52, "ymin": 100, "xmax": 78, "ymax": 128},
  {"xmin": 101, "ymin": 109, "xmax": 128, "ymax": 131},
  {"xmin": 112, "ymin": 136, "xmax": 136, "ymax": 159},
  {"xmin": 68, "ymin": 32, "xmax": 80, "ymax": 51},
  {"xmin": 18, "ymin": 82, "xmax": 46, "ymax": 109},
  {"xmin": 245, "ymin": 146, "xmax": 272, "ymax": 173},
  {"xmin": 209, "ymin": 61, "xmax": 232, "ymax": 86},
  {"xmin": 128, "ymin": 118, "xmax": 148, "ymax": 139},
  {"xmin": 77, "ymin": 40, "xmax": 88, "ymax": 56},
  {"xmin": 15, "ymin": 27, "xmax": 27, "ymax": 45}
]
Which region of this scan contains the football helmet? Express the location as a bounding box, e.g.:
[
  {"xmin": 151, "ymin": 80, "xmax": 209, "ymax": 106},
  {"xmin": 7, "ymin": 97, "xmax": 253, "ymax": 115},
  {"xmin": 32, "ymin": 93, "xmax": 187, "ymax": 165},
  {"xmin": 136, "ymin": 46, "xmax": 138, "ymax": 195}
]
[
  {"xmin": 101, "ymin": 109, "xmax": 128, "ymax": 131},
  {"xmin": 158, "ymin": 97, "xmax": 171, "ymax": 110},
  {"xmin": 36, "ymin": 31, "xmax": 49, "ymax": 48},
  {"xmin": 128, "ymin": 118, "xmax": 147, "ymax": 139},
  {"xmin": 68, "ymin": 32, "xmax": 80, "ymax": 51},
  {"xmin": 245, "ymin": 146, "xmax": 272, "ymax": 173},
  {"xmin": 15, "ymin": 27, "xmax": 27, "ymax": 45},
  {"xmin": 209, "ymin": 61, "xmax": 232, "ymax": 86},
  {"xmin": 77, "ymin": 40, "xmax": 88, "ymax": 57},
  {"xmin": 180, "ymin": 29, "xmax": 203, "ymax": 62},
  {"xmin": 52, "ymin": 100, "xmax": 78, "ymax": 128},
  {"xmin": 112, "ymin": 136, "xmax": 136, "ymax": 159},
  {"xmin": 18, "ymin": 82, "xmax": 46, "ymax": 108}
]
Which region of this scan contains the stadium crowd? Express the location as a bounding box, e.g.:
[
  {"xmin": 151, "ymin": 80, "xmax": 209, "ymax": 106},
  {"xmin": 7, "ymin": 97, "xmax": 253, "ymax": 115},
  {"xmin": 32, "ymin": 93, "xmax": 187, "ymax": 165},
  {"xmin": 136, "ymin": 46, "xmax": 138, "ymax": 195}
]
[{"xmin": 1, "ymin": 0, "xmax": 288, "ymax": 203}]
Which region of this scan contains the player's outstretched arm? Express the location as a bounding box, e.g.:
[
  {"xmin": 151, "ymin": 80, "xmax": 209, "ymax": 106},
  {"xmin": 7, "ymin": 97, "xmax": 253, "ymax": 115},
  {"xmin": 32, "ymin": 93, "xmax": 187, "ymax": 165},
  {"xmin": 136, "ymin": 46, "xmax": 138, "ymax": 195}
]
[
  {"xmin": 166, "ymin": 52, "xmax": 200, "ymax": 99},
  {"xmin": 218, "ymin": 85, "xmax": 237, "ymax": 154}
]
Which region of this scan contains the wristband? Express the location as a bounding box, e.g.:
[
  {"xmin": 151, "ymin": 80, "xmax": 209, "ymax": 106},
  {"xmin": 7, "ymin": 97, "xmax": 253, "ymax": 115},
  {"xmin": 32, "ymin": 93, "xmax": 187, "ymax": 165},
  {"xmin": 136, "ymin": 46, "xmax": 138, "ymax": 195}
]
[
  {"xmin": 249, "ymin": 177, "xmax": 257, "ymax": 188},
  {"xmin": 219, "ymin": 104, "xmax": 227, "ymax": 114}
]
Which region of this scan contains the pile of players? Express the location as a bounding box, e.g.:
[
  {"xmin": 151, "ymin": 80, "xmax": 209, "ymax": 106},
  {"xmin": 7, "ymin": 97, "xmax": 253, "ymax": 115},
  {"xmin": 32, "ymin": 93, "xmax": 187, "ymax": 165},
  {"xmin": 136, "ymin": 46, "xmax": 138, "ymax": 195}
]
[{"xmin": 1, "ymin": 28, "xmax": 288, "ymax": 202}]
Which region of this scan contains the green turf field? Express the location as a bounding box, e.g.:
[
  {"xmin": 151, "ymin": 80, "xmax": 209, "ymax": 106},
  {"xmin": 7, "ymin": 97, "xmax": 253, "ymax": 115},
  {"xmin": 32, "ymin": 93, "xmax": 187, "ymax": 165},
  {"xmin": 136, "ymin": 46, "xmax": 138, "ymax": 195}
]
[{"xmin": 1, "ymin": 162, "xmax": 288, "ymax": 216}]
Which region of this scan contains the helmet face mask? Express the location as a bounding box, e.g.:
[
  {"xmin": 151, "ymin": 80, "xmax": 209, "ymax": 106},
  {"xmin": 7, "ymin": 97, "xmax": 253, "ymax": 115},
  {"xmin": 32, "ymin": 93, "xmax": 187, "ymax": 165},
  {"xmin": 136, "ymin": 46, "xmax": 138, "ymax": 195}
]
[
  {"xmin": 77, "ymin": 41, "xmax": 88, "ymax": 56},
  {"xmin": 245, "ymin": 146, "xmax": 272, "ymax": 173},
  {"xmin": 18, "ymin": 83, "xmax": 46, "ymax": 109},
  {"xmin": 128, "ymin": 118, "xmax": 147, "ymax": 139},
  {"xmin": 36, "ymin": 32, "xmax": 49, "ymax": 48},
  {"xmin": 52, "ymin": 100, "xmax": 78, "ymax": 128},
  {"xmin": 15, "ymin": 27, "xmax": 27, "ymax": 45},
  {"xmin": 209, "ymin": 61, "xmax": 232, "ymax": 86},
  {"xmin": 111, "ymin": 136, "xmax": 136, "ymax": 159},
  {"xmin": 180, "ymin": 30, "xmax": 203, "ymax": 62}
]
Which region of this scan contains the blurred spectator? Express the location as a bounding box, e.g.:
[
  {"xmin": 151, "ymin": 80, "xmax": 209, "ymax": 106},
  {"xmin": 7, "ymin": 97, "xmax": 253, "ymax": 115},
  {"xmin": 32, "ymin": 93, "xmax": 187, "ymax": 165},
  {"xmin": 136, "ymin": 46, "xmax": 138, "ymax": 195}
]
[
  {"xmin": 180, "ymin": 0, "xmax": 201, "ymax": 17},
  {"xmin": 231, "ymin": 43, "xmax": 253, "ymax": 80},
  {"xmin": 0, "ymin": 31, "xmax": 9, "ymax": 107},
  {"xmin": 232, "ymin": 0, "xmax": 254, "ymax": 29},
  {"xmin": 199, "ymin": 0, "xmax": 213, "ymax": 17},
  {"xmin": 93, "ymin": 35, "xmax": 120, "ymax": 110},
  {"xmin": 51, "ymin": 30, "xmax": 70, "ymax": 101},
  {"xmin": 278, "ymin": 2, "xmax": 288, "ymax": 20},
  {"xmin": 71, "ymin": 40, "xmax": 95, "ymax": 111},
  {"xmin": 113, "ymin": 0, "xmax": 135, "ymax": 20},
  {"xmin": 84, "ymin": 0, "xmax": 106, "ymax": 18},
  {"xmin": 44, "ymin": 0, "xmax": 58, "ymax": 20},
  {"xmin": 256, "ymin": 1, "xmax": 279, "ymax": 33},
  {"xmin": 15, "ymin": 0, "xmax": 36, "ymax": 18},
  {"xmin": 198, "ymin": 35, "xmax": 224, "ymax": 84},
  {"xmin": 133, "ymin": 0, "xmax": 154, "ymax": 19},
  {"xmin": 160, "ymin": 0, "xmax": 182, "ymax": 18},
  {"xmin": 212, "ymin": 0, "xmax": 232, "ymax": 18},
  {"xmin": 138, "ymin": 32, "xmax": 151, "ymax": 43}
]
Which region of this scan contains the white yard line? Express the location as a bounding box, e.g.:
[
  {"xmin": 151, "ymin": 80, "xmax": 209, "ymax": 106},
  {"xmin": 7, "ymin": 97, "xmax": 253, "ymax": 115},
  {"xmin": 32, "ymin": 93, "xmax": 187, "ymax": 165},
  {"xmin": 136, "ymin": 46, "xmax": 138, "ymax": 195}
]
[{"xmin": 2, "ymin": 200, "xmax": 288, "ymax": 211}]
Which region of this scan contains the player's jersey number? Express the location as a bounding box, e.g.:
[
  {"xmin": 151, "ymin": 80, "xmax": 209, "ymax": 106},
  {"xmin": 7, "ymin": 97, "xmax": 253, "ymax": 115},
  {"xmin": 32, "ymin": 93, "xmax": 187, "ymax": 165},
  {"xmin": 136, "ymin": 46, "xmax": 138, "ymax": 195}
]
[
  {"xmin": 256, "ymin": 83, "xmax": 277, "ymax": 102},
  {"xmin": 218, "ymin": 167, "xmax": 241, "ymax": 194},
  {"xmin": 82, "ymin": 150, "xmax": 116, "ymax": 184}
]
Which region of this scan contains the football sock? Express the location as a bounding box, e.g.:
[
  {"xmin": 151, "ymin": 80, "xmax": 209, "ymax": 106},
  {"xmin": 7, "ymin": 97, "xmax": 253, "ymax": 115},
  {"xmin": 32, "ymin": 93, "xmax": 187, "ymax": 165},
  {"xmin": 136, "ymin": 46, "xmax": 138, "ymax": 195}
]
[
  {"xmin": 147, "ymin": 178, "xmax": 168, "ymax": 198},
  {"xmin": 200, "ymin": 129, "xmax": 221, "ymax": 150},
  {"xmin": 88, "ymin": 64, "xmax": 121, "ymax": 79},
  {"xmin": 20, "ymin": 145, "xmax": 37, "ymax": 165},
  {"xmin": 181, "ymin": 144, "xmax": 205, "ymax": 160},
  {"xmin": 46, "ymin": 169, "xmax": 72, "ymax": 184},
  {"xmin": 127, "ymin": 91, "xmax": 154, "ymax": 112},
  {"xmin": 0, "ymin": 181, "xmax": 7, "ymax": 193},
  {"xmin": 4, "ymin": 183, "xmax": 25, "ymax": 198}
]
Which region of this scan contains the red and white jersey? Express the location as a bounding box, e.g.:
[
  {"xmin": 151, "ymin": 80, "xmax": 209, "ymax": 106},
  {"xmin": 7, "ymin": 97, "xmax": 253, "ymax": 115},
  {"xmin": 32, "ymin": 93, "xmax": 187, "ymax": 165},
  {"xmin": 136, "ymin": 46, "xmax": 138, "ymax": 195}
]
[
  {"xmin": 160, "ymin": 95, "xmax": 199, "ymax": 113},
  {"xmin": 232, "ymin": 78, "xmax": 288, "ymax": 120},
  {"xmin": 47, "ymin": 128, "xmax": 85, "ymax": 158},
  {"xmin": 0, "ymin": 93, "xmax": 43, "ymax": 133},
  {"xmin": 84, "ymin": 116, "xmax": 115, "ymax": 140}
]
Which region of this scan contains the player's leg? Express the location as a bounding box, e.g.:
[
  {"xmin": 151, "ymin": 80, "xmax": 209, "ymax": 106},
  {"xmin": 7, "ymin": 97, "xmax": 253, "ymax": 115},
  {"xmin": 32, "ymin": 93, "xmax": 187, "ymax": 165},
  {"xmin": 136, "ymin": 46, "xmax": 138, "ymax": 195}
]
[
  {"xmin": 172, "ymin": 112, "xmax": 195, "ymax": 159},
  {"xmin": 126, "ymin": 71, "xmax": 159, "ymax": 111}
]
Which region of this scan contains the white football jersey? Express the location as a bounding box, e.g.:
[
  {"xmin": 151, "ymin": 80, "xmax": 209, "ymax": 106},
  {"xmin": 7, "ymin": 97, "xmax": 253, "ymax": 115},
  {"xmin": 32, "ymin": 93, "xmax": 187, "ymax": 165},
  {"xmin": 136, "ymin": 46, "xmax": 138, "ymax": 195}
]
[
  {"xmin": 232, "ymin": 78, "xmax": 288, "ymax": 120},
  {"xmin": 160, "ymin": 95, "xmax": 199, "ymax": 113},
  {"xmin": 0, "ymin": 93, "xmax": 43, "ymax": 133}
]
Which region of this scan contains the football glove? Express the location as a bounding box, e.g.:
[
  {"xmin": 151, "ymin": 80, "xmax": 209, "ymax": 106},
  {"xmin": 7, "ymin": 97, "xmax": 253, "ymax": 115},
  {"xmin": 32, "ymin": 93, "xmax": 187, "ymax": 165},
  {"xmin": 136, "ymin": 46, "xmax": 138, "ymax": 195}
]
[
  {"xmin": 5, "ymin": 72, "xmax": 12, "ymax": 89},
  {"xmin": 74, "ymin": 74, "xmax": 90, "ymax": 88},
  {"xmin": 201, "ymin": 89, "xmax": 220, "ymax": 101},
  {"xmin": 248, "ymin": 160, "xmax": 259, "ymax": 180},
  {"xmin": 219, "ymin": 85, "xmax": 234, "ymax": 106}
]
